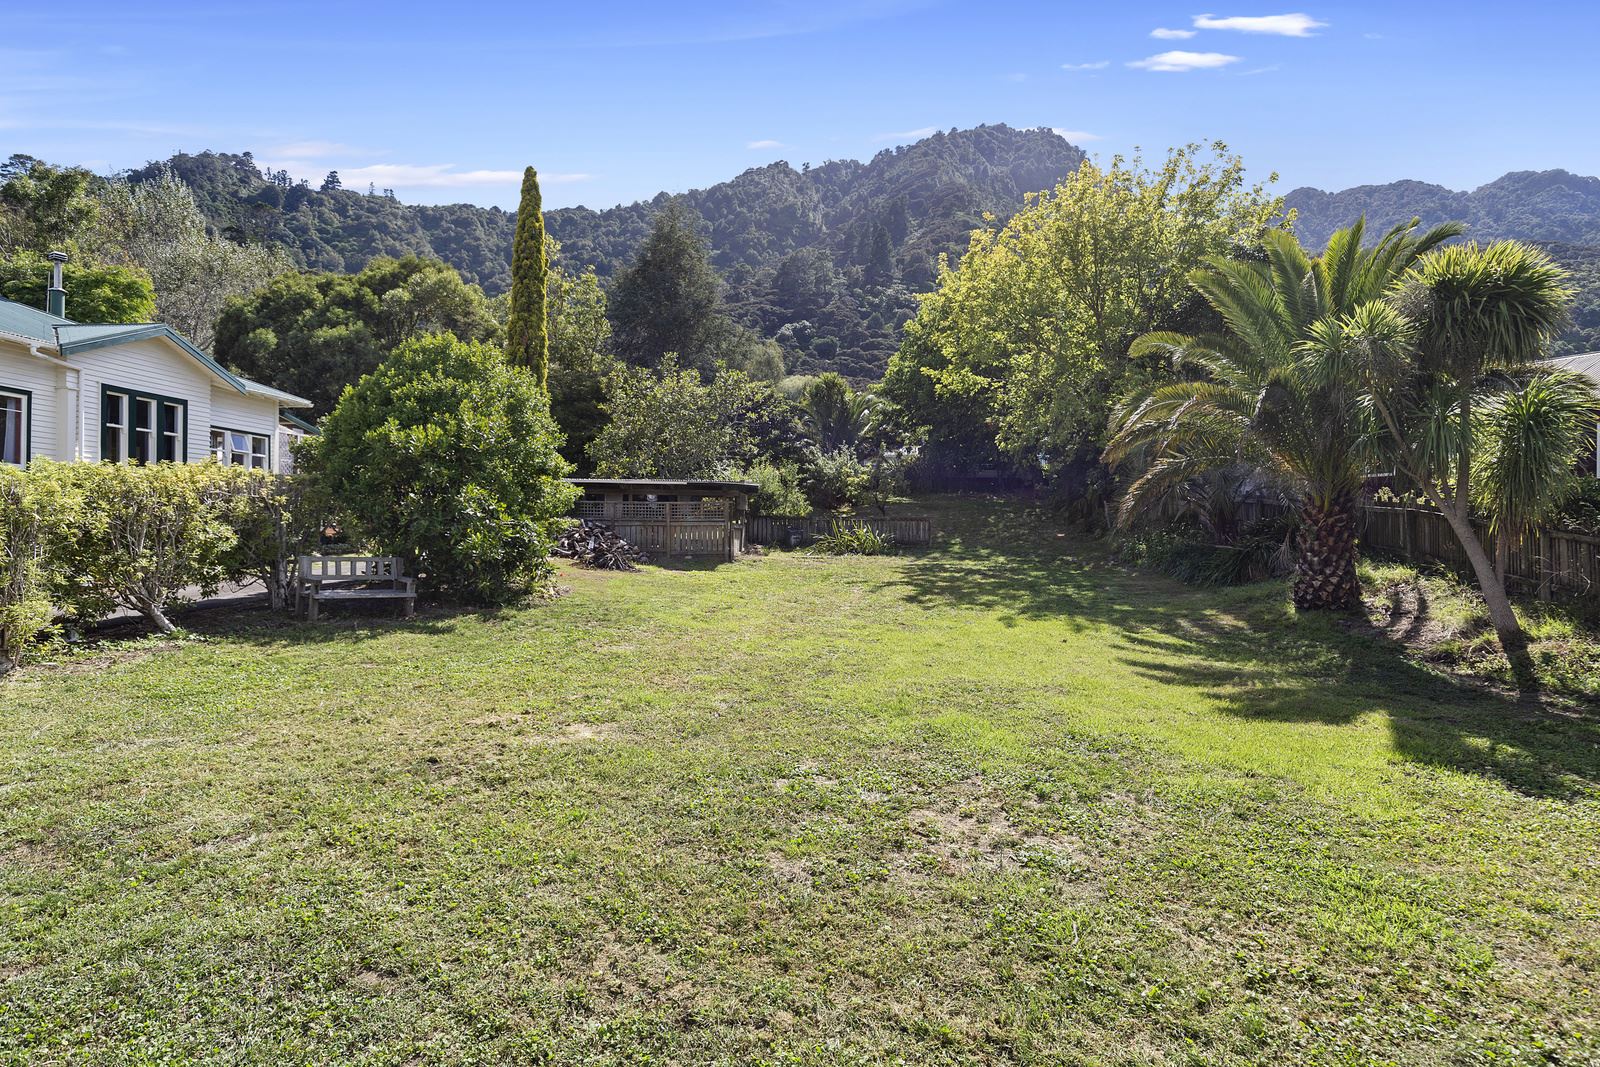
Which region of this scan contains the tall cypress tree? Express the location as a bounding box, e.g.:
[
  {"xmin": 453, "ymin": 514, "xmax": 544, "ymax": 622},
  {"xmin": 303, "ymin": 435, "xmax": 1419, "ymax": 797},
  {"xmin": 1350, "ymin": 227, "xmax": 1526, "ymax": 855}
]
[{"xmin": 507, "ymin": 166, "xmax": 549, "ymax": 388}]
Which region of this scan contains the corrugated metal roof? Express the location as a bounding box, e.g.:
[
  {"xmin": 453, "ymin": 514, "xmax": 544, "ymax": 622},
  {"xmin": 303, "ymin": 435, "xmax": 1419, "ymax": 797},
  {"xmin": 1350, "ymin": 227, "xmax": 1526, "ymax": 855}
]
[
  {"xmin": 0, "ymin": 297, "xmax": 72, "ymax": 341},
  {"xmin": 1544, "ymin": 351, "xmax": 1600, "ymax": 388}
]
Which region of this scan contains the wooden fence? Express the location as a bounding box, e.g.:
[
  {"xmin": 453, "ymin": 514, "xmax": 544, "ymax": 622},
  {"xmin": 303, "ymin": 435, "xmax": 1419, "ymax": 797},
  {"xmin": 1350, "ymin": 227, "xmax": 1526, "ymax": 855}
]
[
  {"xmin": 748, "ymin": 514, "xmax": 933, "ymax": 547},
  {"xmin": 1360, "ymin": 505, "xmax": 1599, "ymax": 601},
  {"xmin": 1238, "ymin": 496, "xmax": 1599, "ymax": 602}
]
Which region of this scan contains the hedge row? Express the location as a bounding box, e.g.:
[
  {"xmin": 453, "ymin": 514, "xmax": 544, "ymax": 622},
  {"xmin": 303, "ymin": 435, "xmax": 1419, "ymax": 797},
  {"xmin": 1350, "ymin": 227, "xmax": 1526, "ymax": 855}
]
[{"xmin": 0, "ymin": 461, "xmax": 294, "ymax": 674}]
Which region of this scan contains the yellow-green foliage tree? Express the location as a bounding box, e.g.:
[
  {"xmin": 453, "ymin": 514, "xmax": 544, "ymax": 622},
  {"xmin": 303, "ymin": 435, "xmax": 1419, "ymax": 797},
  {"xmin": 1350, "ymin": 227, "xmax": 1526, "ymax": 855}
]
[{"xmin": 889, "ymin": 143, "xmax": 1284, "ymax": 474}]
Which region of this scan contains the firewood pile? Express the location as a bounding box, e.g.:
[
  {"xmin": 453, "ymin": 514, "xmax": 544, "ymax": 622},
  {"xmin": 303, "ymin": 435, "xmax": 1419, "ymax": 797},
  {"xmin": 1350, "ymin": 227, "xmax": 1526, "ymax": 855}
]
[{"xmin": 553, "ymin": 521, "xmax": 648, "ymax": 570}]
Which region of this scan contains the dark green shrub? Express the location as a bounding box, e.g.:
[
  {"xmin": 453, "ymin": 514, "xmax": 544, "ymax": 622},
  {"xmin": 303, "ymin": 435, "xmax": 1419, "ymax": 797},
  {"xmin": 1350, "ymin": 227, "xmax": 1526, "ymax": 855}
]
[
  {"xmin": 733, "ymin": 459, "xmax": 809, "ymax": 517},
  {"xmin": 303, "ymin": 334, "xmax": 576, "ymax": 604},
  {"xmin": 804, "ymin": 449, "xmax": 869, "ymax": 511}
]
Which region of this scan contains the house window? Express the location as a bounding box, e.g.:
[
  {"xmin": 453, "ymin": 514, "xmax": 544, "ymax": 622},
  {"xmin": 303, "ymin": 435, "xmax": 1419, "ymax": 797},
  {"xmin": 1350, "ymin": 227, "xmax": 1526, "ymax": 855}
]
[
  {"xmin": 0, "ymin": 388, "xmax": 28, "ymax": 465},
  {"xmin": 103, "ymin": 391, "xmax": 125, "ymax": 462},
  {"xmin": 102, "ymin": 387, "xmax": 185, "ymax": 463},
  {"xmin": 210, "ymin": 427, "xmax": 271, "ymax": 469}
]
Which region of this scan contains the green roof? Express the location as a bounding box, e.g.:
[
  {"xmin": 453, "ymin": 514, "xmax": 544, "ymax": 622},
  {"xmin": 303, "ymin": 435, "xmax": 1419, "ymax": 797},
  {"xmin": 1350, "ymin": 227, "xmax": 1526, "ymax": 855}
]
[{"xmin": 0, "ymin": 296, "xmax": 72, "ymax": 341}]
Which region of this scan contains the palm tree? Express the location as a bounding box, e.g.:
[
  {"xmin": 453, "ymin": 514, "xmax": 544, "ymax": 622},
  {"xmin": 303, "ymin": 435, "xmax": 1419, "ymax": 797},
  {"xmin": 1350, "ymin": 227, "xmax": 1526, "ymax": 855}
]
[
  {"xmin": 802, "ymin": 372, "xmax": 877, "ymax": 452},
  {"xmin": 1106, "ymin": 218, "xmax": 1461, "ymax": 611},
  {"xmin": 1335, "ymin": 241, "xmax": 1574, "ymax": 686},
  {"xmin": 1474, "ymin": 372, "xmax": 1599, "ymax": 578}
]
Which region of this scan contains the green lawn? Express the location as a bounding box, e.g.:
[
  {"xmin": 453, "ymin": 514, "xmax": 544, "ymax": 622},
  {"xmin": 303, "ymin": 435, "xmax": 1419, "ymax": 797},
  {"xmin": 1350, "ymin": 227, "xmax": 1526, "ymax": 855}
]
[{"xmin": 2, "ymin": 497, "xmax": 1597, "ymax": 1065}]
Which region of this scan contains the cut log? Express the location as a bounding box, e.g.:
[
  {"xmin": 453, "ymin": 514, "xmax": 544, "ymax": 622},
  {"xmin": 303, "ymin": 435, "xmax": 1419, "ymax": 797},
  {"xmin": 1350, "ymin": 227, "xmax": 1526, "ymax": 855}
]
[{"xmin": 553, "ymin": 521, "xmax": 648, "ymax": 571}]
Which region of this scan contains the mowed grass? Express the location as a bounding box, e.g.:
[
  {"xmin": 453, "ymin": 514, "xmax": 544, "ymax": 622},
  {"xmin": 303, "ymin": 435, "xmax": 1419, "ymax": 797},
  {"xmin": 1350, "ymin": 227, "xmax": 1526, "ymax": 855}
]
[{"xmin": 2, "ymin": 497, "xmax": 1597, "ymax": 1065}]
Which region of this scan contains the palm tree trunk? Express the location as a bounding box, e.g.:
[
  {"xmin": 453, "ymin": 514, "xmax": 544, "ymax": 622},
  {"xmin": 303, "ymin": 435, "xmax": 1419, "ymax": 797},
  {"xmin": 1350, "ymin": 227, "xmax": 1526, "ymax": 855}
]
[{"xmin": 1292, "ymin": 490, "xmax": 1362, "ymax": 612}]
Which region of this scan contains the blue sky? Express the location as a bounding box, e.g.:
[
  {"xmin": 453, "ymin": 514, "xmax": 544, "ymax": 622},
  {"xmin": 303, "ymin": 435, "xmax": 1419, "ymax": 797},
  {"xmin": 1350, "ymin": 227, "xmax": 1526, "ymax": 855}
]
[{"xmin": 4, "ymin": 1, "xmax": 1597, "ymax": 211}]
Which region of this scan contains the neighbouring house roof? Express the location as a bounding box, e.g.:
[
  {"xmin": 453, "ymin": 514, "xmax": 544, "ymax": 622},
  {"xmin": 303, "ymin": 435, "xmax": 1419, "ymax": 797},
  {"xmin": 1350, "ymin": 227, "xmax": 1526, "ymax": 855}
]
[
  {"xmin": 0, "ymin": 297, "xmax": 311, "ymax": 407},
  {"xmin": 568, "ymin": 478, "xmax": 760, "ymax": 494},
  {"xmin": 280, "ymin": 410, "xmax": 320, "ymax": 434},
  {"xmin": 1545, "ymin": 351, "xmax": 1600, "ymax": 394}
]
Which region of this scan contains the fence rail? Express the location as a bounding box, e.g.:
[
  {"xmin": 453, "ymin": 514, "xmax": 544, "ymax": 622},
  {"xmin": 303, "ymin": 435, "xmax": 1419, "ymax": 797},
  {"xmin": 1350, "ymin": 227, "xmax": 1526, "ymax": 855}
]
[
  {"xmin": 1360, "ymin": 505, "xmax": 1599, "ymax": 600},
  {"xmin": 574, "ymin": 499, "xmax": 729, "ymax": 522},
  {"xmin": 1239, "ymin": 496, "xmax": 1599, "ymax": 601},
  {"xmin": 748, "ymin": 514, "xmax": 933, "ymax": 546}
]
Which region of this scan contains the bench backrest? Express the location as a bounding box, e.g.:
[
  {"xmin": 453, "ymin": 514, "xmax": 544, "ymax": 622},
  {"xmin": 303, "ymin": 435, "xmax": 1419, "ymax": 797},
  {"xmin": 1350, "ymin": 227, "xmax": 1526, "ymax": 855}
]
[{"xmin": 298, "ymin": 555, "xmax": 406, "ymax": 580}]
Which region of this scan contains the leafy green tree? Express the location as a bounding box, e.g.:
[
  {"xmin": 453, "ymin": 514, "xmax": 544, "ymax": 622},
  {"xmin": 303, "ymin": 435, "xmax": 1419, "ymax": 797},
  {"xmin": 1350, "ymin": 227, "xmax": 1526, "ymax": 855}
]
[
  {"xmin": 321, "ymin": 171, "xmax": 341, "ymax": 192},
  {"xmin": 302, "ymin": 335, "xmax": 576, "ymax": 604},
  {"xmin": 902, "ymin": 144, "xmax": 1285, "ymax": 475},
  {"xmin": 1337, "ymin": 241, "xmax": 1574, "ymax": 683},
  {"xmin": 1107, "ymin": 219, "xmax": 1460, "ymax": 612},
  {"xmin": 214, "ymin": 256, "xmax": 499, "ymax": 413},
  {"xmin": 0, "ymin": 156, "xmax": 98, "ymax": 252},
  {"xmin": 588, "ymin": 360, "xmax": 805, "ymax": 477},
  {"xmin": 547, "ymin": 261, "xmax": 616, "ymax": 470},
  {"xmin": 589, "ymin": 359, "xmax": 737, "ymax": 478},
  {"xmin": 89, "ymin": 169, "xmax": 293, "ymax": 349},
  {"xmin": 507, "ymin": 167, "xmax": 550, "ymax": 387},
  {"xmin": 608, "ymin": 205, "xmax": 726, "ymax": 373},
  {"xmin": 1473, "ymin": 372, "xmax": 1600, "ymax": 572},
  {"xmin": 0, "ymin": 251, "xmax": 156, "ymax": 323},
  {"xmin": 865, "ymin": 223, "xmax": 894, "ymax": 287}
]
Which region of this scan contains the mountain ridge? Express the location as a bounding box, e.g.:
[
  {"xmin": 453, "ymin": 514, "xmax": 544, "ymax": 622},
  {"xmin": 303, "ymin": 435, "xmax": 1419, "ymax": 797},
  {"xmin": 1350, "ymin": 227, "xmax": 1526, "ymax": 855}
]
[{"xmin": 133, "ymin": 125, "xmax": 1086, "ymax": 378}]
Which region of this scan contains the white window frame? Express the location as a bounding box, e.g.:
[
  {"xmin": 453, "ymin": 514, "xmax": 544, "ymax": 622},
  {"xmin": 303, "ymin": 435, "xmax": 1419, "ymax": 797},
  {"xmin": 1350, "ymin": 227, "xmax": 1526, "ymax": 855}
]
[
  {"xmin": 103, "ymin": 390, "xmax": 127, "ymax": 463},
  {"xmin": 103, "ymin": 387, "xmax": 185, "ymax": 464},
  {"xmin": 0, "ymin": 387, "xmax": 28, "ymax": 466},
  {"xmin": 211, "ymin": 426, "xmax": 271, "ymax": 470}
]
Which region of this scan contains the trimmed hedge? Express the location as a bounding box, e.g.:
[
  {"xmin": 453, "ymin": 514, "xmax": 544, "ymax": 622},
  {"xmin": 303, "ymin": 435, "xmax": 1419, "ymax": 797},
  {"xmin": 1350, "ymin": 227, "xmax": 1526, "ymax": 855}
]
[{"xmin": 0, "ymin": 461, "xmax": 292, "ymax": 671}]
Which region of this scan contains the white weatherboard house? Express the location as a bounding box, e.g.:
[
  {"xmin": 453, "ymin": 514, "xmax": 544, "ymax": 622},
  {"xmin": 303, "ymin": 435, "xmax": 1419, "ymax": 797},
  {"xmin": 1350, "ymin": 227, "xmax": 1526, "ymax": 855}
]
[{"xmin": 0, "ymin": 256, "xmax": 312, "ymax": 472}]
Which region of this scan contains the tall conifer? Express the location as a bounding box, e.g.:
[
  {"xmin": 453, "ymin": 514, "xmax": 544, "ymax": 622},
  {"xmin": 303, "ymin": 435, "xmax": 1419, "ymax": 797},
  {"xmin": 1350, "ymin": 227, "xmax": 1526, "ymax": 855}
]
[{"xmin": 507, "ymin": 166, "xmax": 549, "ymax": 387}]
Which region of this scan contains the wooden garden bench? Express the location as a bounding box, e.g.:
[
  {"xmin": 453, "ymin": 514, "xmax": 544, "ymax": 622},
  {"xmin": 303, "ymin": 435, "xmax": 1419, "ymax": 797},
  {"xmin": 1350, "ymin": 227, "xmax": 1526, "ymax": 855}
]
[{"xmin": 296, "ymin": 555, "xmax": 417, "ymax": 621}]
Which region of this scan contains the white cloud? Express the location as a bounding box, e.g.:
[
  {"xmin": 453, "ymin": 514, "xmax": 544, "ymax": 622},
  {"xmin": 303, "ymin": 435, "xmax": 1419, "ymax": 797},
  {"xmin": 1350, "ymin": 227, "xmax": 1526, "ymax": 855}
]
[
  {"xmin": 1004, "ymin": 72, "xmax": 1028, "ymax": 82},
  {"xmin": 266, "ymin": 140, "xmax": 381, "ymax": 159},
  {"xmin": 264, "ymin": 162, "xmax": 592, "ymax": 189},
  {"xmin": 1150, "ymin": 27, "xmax": 1196, "ymax": 39},
  {"xmin": 1128, "ymin": 50, "xmax": 1241, "ymax": 72},
  {"xmin": 1238, "ymin": 64, "xmax": 1280, "ymax": 75},
  {"xmin": 1061, "ymin": 60, "xmax": 1110, "ymax": 71},
  {"xmin": 746, "ymin": 139, "xmax": 785, "ymax": 149},
  {"xmin": 1192, "ymin": 13, "xmax": 1327, "ymax": 36},
  {"xmin": 1051, "ymin": 128, "xmax": 1103, "ymax": 143},
  {"xmin": 871, "ymin": 126, "xmax": 940, "ymax": 143}
]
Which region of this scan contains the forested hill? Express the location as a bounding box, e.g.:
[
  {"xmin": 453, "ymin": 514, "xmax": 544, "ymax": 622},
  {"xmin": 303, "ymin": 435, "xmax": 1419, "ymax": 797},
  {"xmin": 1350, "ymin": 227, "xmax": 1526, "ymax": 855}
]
[
  {"xmin": 1284, "ymin": 170, "xmax": 1600, "ymax": 249},
  {"xmin": 1284, "ymin": 170, "xmax": 1600, "ymax": 355},
  {"xmin": 131, "ymin": 125, "xmax": 1086, "ymax": 379}
]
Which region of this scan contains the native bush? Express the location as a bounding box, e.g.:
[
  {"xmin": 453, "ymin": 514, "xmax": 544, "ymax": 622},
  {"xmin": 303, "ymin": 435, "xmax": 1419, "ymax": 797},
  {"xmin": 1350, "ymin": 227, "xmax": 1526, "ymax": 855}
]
[
  {"xmin": 303, "ymin": 334, "xmax": 576, "ymax": 604},
  {"xmin": 734, "ymin": 459, "xmax": 810, "ymax": 517},
  {"xmin": 804, "ymin": 449, "xmax": 870, "ymax": 511}
]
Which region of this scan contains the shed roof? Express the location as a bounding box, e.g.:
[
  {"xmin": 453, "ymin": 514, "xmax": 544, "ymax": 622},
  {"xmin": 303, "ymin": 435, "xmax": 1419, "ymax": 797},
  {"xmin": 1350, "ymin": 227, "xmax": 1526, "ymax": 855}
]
[
  {"xmin": 568, "ymin": 478, "xmax": 759, "ymax": 494},
  {"xmin": 1545, "ymin": 351, "xmax": 1600, "ymax": 393}
]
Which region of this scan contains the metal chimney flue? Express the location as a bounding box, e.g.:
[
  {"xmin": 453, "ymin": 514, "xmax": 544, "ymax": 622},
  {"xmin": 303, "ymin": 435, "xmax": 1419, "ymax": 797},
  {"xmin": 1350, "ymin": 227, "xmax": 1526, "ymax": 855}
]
[{"xmin": 45, "ymin": 250, "xmax": 67, "ymax": 318}]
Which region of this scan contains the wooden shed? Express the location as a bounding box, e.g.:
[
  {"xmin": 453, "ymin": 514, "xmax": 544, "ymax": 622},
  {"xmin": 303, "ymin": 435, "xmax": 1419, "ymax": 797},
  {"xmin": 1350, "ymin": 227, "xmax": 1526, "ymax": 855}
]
[{"xmin": 567, "ymin": 478, "xmax": 757, "ymax": 562}]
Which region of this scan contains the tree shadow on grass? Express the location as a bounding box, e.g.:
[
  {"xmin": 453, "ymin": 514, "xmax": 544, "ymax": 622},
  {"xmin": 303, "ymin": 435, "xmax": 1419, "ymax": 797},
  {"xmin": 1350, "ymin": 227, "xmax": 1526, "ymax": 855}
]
[{"xmin": 885, "ymin": 495, "xmax": 1600, "ymax": 802}]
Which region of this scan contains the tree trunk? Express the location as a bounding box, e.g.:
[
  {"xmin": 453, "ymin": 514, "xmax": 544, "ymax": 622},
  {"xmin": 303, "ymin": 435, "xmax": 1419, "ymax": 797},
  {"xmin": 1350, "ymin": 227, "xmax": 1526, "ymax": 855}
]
[
  {"xmin": 1293, "ymin": 491, "xmax": 1362, "ymax": 612},
  {"xmin": 1435, "ymin": 506, "xmax": 1537, "ymax": 692}
]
